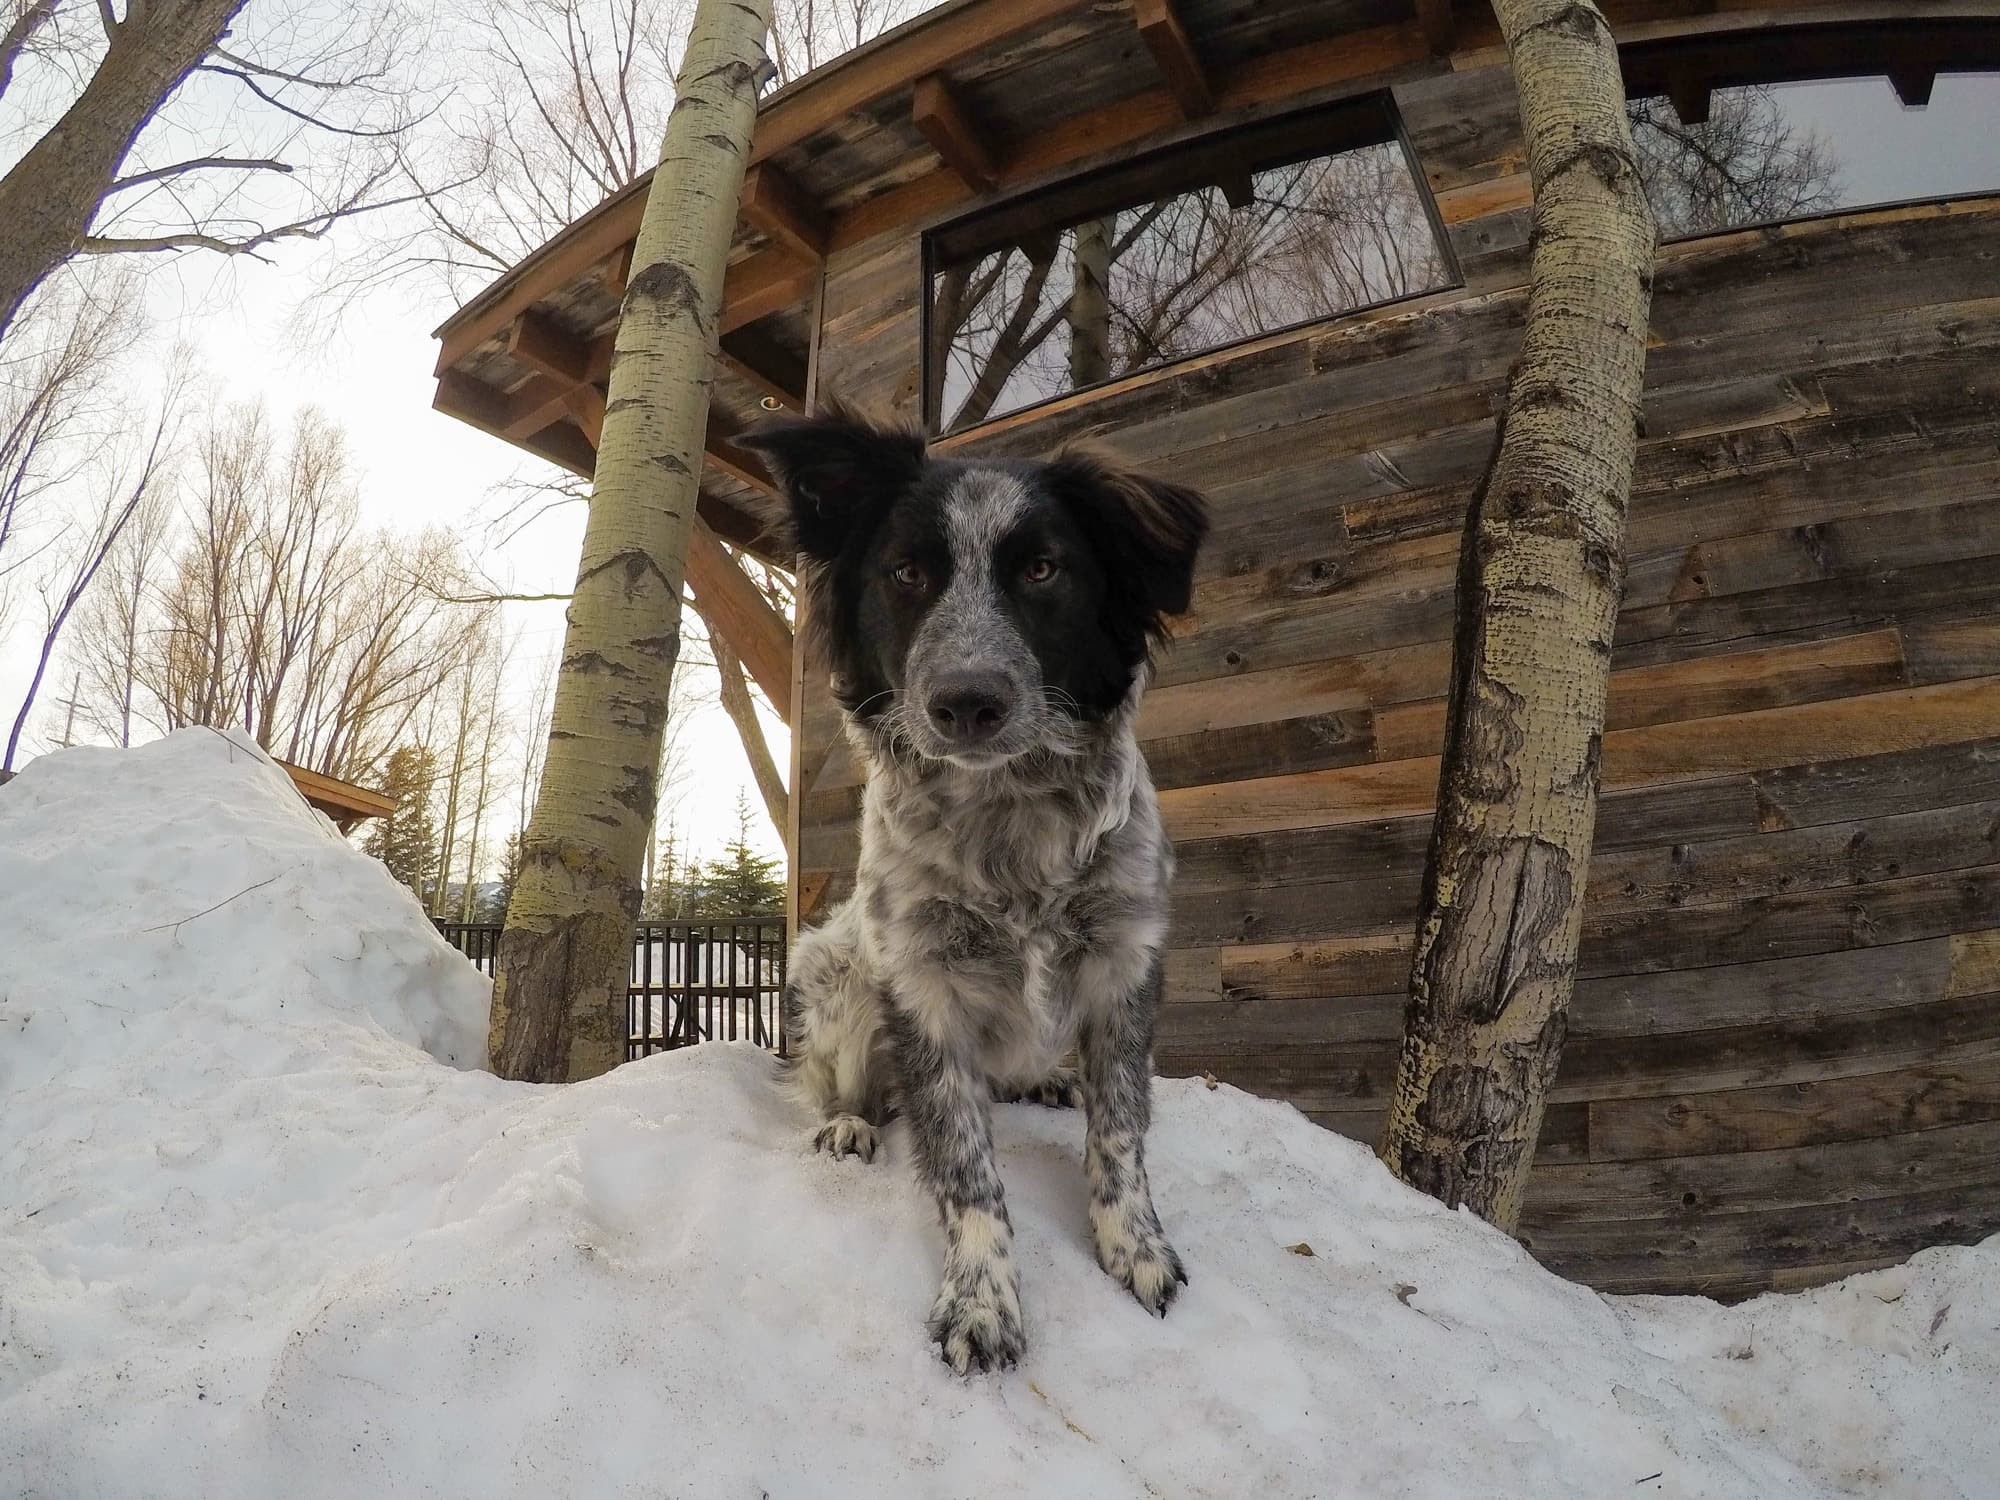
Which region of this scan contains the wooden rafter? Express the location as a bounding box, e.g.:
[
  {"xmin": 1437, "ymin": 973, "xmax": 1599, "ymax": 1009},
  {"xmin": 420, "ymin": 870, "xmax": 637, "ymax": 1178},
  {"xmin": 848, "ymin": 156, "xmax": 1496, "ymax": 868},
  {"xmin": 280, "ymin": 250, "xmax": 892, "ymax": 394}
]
[
  {"xmin": 1666, "ymin": 68, "xmax": 1711, "ymax": 125},
  {"xmin": 721, "ymin": 249, "xmax": 822, "ymax": 332},
  {"xmin": 685, "ymin": 521, "xmax": 794, "ymax": 713},
  {"xmin": 1415, "ymin": 0, "xmax": 1456, "ymax": 55},
  {"xmin": 1132, "ymin": 0, "xmax": 1213, "ymax": 117},
  {"xmin": 720, "ymin": 328, "xmax": 808, "ymax": 410},
  {"xmin": 912, "ymin": 73, "xmax": 999, "ymax": 192},
  {"xmin": 741, "ymin": 164, "xmax": 828, "ymax": 261},
  {"xmin": 1890, "ymin": 68, "xmax": 1937, "ymax": 107}
]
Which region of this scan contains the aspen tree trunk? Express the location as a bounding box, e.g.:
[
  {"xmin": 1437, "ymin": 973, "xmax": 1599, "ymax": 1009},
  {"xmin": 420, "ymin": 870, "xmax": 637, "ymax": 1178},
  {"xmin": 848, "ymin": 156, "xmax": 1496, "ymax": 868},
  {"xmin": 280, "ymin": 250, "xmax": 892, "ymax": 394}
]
[
  {"xmin": 1377, "ymin": 0, "xmax": 1655, "ymax": 1231},
  {"xmin": 490, "ymin": 0, "xmax": 774, "ymax": 1083},
  {"xmin": 1068, "ymin": 216, "xmax": 1113, "ymax": 387}
]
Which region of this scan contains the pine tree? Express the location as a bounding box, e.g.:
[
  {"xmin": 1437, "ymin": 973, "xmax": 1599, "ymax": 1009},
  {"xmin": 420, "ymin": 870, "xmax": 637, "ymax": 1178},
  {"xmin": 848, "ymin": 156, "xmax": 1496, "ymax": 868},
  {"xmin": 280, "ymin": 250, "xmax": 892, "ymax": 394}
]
[
  {"xmin": 481, "ymin": 832, "xmax": 523, "ymax": 922},
  {"xmin": 684, "ymin": 792, "xmax": 785, "ymax": 917},
  {"xmin": 364, "ymin": 745, "xmax": 442, "ymax": 902}
]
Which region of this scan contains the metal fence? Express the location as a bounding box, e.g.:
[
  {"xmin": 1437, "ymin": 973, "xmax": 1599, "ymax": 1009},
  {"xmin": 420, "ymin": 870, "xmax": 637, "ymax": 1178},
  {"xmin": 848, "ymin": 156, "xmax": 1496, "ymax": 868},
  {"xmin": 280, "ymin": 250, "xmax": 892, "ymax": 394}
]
[{"xmin": 435, "ymin": 919, "xmax": 787, "ymax": 1061}]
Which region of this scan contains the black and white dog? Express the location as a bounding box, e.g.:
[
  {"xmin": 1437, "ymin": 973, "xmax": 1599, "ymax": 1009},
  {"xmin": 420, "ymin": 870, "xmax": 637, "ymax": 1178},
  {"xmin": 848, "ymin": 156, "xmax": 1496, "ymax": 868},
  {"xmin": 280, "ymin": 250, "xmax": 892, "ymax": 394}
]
[{"xmin": 740, "ymin": 404, "xmax": 1208, "ymax": 1374}]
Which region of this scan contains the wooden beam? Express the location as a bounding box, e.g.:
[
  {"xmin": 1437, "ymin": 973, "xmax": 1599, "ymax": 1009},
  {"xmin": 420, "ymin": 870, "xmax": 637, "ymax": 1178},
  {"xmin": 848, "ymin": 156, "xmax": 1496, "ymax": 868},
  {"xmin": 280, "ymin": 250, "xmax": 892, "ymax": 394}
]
[
  {"xmin": 721, "ymin": 249, "xmax": 821, "ymax": 332},
  {"xmin": 1133, "ymin": 0, "xmax": 1213, "ymax": 117},
  {"xmin": 718, "ymin": 327, "xmax": 807, "ymax": 410},
  {"xmin": 595, "ymin": 244, "xmax": 632, "ymax": 299},
  {"xmin": 912, "ymin": 73, "xmax": 999, "ymax": 192},
  {"xmin": 1415, "ymin": 0, "xmax": 1455, "ymax": 56},
  {"xmin": 1667, "ymin": 69, "xmax": 1711, "ymax": 126},
  {"xmin": 1890, "ymin": 69, "xmax": 1937, "ymax": 108},
  {"xmin": 562, "ymin": 382, "xmax": 606, "ymax": 446},
  {"xmin": 686, "ymin": 520, "xmax": 794, "ymax": 716},
  {"xmin": 507, "ymin": 310, "xmax": 591, "ymax": 386},
  {"xmin": 705, "ymin": 411, "xmax": 778, "ymax": 495},
  {"xmin": 740, "ymin": 164, "xmax": 828, "ymax": 261}
]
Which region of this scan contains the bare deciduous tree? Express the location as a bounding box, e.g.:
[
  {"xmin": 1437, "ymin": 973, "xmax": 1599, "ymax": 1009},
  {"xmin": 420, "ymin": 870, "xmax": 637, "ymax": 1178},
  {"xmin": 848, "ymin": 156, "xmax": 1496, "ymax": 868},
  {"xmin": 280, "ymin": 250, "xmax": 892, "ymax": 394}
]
[
  {"xmin": 1627, "ymin": 87, "xmax": 1842, "ymax": 238},
  {"xmin": 0, "ymin": 0, "xmax": 433, "ymax": 342},
  {"xmin": 4, "ymin": 339, "xmax": 189, "ymax": 768},
  {"xmin": 932, "ymin": 139, "xmax": 1448, "ymax": 433},
  {"xmin": 93, "ymin": 399, "xmax": 482, "ymax": 783}
]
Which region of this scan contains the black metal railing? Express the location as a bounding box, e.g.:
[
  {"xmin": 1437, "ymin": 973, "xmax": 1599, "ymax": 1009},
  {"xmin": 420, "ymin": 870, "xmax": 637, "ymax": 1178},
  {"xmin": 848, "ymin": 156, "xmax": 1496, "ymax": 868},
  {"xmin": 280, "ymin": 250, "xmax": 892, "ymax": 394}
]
[{"xmin": 435, "ymin": 918, "xmax": 787, "ymax": 1061}]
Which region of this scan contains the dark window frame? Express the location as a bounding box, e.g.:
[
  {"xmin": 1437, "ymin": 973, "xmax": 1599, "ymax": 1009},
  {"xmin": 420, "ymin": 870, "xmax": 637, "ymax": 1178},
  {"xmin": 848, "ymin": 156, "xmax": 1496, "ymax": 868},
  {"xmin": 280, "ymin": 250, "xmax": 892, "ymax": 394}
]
[
  {"xmin": 1622, "ymin": 20, "xmax": 2000, "ymax": 244},
  {"xmin": 919, "ymin": 91, "xmax": 1461, "ymax": 438}
]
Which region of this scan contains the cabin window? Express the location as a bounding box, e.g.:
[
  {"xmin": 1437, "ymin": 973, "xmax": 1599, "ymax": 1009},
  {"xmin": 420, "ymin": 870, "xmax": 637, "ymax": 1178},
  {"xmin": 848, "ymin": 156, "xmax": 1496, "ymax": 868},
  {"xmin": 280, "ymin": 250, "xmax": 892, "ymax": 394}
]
[
  {"xmin": 923, "ymin": 95, "xmax": 1452, "ymax": 436},
  {"xmin": 1624, "ymin": 26, "xmax": 2000, "ymax": 240}
]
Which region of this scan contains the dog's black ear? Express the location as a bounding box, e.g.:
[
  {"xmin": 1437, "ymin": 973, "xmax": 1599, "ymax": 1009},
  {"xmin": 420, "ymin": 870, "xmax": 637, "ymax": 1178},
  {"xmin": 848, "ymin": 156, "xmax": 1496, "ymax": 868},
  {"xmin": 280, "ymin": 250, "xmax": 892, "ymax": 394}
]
[
  {"xmin": 736, "ymin": 400, "xmax": 925, "ymax": 563},
  {"xmin": 1046, "ymin": 445, "xmax": 1209, "ymax": 642}
]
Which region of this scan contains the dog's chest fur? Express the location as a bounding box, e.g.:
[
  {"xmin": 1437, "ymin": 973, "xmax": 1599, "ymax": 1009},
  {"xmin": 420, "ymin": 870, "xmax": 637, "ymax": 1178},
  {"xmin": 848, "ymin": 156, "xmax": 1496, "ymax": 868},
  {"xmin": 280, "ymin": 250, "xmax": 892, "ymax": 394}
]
[{"xmin": 852, "ymin": 715, "xmax": 1168, "ymax": 1079}]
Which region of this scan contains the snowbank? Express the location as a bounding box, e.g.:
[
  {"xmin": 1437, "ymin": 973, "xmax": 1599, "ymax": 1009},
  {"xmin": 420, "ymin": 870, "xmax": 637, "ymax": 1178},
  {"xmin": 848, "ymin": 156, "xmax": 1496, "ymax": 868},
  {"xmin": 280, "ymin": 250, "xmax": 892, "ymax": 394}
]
[{"xmin": 2, "ymin": 730, "xmax": 1996, "ymax": 1499}]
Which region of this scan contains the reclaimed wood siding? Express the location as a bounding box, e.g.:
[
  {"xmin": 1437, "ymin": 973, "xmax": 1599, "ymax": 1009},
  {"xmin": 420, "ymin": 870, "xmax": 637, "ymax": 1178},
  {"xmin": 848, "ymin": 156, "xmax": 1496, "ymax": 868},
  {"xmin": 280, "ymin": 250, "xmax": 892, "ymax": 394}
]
[{"xmin": 798, "ymin": 58, "xmax": 2000, "ymax": 1298}]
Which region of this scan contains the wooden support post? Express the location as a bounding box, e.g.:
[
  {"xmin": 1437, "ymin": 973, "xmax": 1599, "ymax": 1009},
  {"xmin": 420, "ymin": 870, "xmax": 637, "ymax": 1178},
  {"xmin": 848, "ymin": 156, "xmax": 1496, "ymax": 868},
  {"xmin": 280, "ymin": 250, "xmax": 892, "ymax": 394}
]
[
  {"xmin": 1133, "ymin": 0, "xmax": 1213, "ymax": 116},
  {"xmin": 912, "ymin": 73, "xmax": 999, "ymax": 191}
]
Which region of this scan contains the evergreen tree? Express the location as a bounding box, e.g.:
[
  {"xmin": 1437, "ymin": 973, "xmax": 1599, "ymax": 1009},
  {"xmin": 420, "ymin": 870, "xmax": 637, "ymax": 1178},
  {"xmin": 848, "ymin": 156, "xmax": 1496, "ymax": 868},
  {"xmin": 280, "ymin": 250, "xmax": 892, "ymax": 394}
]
[
  {"xmin": 683, "ymin": 792, "xmax": 785, "ymax": 917},
  {"xmin": 363, "ymin": 745, "xmax": 441, "ymax": 902},
  {"xmin": 640, "ymin": 821, "xmax": 690, "ymax": 921},
  {"xmin": 481, "ymin": 832, "xmax": 523, "ymax": 922}
]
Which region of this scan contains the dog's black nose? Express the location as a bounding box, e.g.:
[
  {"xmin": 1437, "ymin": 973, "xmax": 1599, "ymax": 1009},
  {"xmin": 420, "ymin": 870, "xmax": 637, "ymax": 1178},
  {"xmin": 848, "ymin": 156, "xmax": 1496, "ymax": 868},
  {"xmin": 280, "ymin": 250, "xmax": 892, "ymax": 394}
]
[{"xmin": 927, "ymin": 675, "xmax": 1011, "ymax": 746}]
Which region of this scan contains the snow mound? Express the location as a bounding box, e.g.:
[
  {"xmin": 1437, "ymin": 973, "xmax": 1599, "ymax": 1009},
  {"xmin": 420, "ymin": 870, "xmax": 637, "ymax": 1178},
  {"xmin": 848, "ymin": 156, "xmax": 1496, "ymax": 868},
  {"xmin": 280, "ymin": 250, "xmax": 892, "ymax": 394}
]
[{"xmin": 3, "ymin": 732, "xmax": 1997, "ymax": 1499}]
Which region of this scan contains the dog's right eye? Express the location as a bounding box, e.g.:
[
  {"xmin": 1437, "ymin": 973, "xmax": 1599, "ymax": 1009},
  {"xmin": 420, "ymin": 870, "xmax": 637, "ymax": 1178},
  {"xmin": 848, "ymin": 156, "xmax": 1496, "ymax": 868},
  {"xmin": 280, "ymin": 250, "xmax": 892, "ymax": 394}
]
[{"xmin": 891, "ymin": 562, "xmax": 927, "ymax": 590}]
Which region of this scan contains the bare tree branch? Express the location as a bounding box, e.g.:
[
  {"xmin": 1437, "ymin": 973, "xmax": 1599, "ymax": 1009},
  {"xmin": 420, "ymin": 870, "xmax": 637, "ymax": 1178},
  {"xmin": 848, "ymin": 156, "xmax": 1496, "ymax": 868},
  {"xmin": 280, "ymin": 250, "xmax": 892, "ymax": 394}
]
[{"xmin": 107, "ymin": 155, "xmax": 296, "ymax": 193}]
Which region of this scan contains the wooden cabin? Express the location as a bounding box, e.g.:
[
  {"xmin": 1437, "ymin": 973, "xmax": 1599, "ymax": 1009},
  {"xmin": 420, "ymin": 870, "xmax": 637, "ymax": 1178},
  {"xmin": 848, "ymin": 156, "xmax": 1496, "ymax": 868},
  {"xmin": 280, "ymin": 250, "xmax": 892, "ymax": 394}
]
[{"xmin": 430, "ymin": 0, "xmax": 2000, "ymax": 1298}]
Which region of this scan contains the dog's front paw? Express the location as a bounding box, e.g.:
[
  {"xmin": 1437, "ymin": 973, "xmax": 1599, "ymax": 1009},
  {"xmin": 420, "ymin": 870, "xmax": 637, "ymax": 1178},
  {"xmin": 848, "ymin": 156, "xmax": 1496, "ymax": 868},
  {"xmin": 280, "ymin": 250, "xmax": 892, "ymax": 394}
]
[
  {"xmin": 1093, "ymin": 1211, "xmax": 1188, "ymax": 1317},
  {"xmin": 813, "ymin": 1114, "xmax": 881, "ymax": 1162},
  {"xmin": 992, "ymin": 1067, "xmax": 1084, "ymax": 1109},
  {"xmin": 927, "ymin": 1268, "xmax": 1025, "ymax": 1374}
]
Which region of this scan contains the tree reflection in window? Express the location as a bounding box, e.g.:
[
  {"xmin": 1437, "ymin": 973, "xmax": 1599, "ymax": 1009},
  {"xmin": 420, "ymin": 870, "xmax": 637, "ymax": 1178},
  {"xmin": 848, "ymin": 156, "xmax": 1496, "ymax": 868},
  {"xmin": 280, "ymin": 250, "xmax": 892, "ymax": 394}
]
[
  {"xmin": 926, "ymin": 102, "xmax": 1450, "ymax": 434},
  {"xmin": 1628, "ymin": 88, "xmax": 1842, "ymax": 238},
  {"xmin": 1628, "ymin": 72, "xmax": 2000, "ymax": 240}
]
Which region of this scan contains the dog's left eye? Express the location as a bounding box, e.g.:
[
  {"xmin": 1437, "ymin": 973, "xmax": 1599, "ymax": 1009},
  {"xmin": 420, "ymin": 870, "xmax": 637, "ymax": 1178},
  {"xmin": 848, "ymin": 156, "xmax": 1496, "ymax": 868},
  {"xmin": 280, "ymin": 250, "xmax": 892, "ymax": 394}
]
[
  {"xmin": 892, "ymin": 562, "xmax": 927, "ymax": 590},
  {"xmin": 1022, "ymin": 557, "xmax": 1059, "ymax": 584}
]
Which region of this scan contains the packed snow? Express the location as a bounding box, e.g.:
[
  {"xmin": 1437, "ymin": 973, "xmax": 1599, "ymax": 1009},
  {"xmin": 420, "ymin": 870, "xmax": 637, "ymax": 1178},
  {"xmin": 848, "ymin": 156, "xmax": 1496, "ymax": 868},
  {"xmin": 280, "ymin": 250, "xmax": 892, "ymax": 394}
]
[{"xmin": 2, "ymin": 729, "xmax": 1996, "ymax": 1499}]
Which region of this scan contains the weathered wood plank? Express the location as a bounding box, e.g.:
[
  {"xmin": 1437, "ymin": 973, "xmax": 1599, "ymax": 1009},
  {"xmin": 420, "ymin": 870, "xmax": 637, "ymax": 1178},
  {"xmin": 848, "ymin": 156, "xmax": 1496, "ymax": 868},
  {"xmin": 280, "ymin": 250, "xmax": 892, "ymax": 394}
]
[
  {"xmin": 1585, "ymin": 798, "xmax": 2000, "ymax": 917},
  {"xmin": 1579, "ymin": 863, "xmax": 2000, "ymax": 981},
  {"xmin": 1522, "ymin": 1118, "xmax": 2000, "ymax": 1225},
  {"xmin": 1158, "ymin": 678, "xmax": 2000, "ymax": 842},
  {"xmin": 1588, "ymin": 1040, "xmax": 2000, "ymax": 1161},
  {"xmin": 1524, "ymin": 1182, "xmax": 2000, "ymax": 1297},
  {"xmin": 1374, "ymin": 628, "xmax": 1909, "ymax": 763},
  {"xmin": 1571, "ymin": 939, "xmax": 1954, "ymax": 1038},
  {"xmin": 1752, "ymin": 735, "xmax": 2000, "ymax": 832},
  {"xmin": 1144, "ymin": 710, "xmax": 1375, "ymax": 791}
]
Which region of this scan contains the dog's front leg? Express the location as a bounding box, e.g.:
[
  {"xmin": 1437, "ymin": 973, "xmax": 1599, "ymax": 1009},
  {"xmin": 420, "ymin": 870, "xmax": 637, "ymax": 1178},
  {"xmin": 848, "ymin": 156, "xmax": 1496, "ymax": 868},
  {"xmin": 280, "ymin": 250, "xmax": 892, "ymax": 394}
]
[
  {"xmin": 1079, "ymin": 953, "xmax": 1187, "ymax": 1316},
  {"xmin": 886, "ymin": 1006, "xmax": 1024, "ymax": 1374}
]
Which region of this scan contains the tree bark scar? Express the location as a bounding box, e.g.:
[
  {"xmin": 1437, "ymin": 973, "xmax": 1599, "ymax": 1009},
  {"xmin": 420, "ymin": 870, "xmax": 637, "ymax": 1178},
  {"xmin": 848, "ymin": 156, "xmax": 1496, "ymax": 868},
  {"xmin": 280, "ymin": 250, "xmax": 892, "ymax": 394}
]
[
  {"xmin": 575, "ymin": 546, "xmax": 672, "ymax": 598},
  {"xmin": 561, "ymin": 650, "xmax": 640, "ymax": 679},
  {"xmin": 1523, "ymin": 2, "xmax": 1609, "ymax": 42},
  {"xmin": 626, "ymin": 261, "xmax": 707, "ymax": 330}
]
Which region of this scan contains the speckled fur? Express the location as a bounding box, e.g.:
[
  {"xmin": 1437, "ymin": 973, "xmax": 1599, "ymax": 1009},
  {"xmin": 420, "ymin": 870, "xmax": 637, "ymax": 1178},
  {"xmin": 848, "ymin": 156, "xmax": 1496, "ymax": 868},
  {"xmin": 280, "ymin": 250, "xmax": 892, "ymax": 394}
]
[{"xmin": 748, "ymin": 411, "xmax": 1204, "ymax": 1374}]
